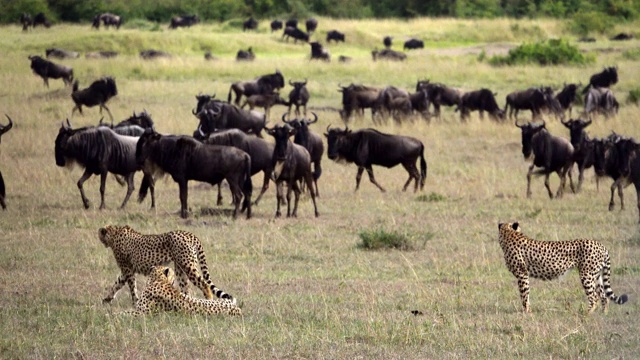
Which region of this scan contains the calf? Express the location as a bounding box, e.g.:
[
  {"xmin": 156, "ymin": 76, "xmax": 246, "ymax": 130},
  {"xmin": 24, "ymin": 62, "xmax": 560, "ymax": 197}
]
[
  {"xmin": 282, "ymin": 112, "xmax": 324, "ymax": 196},
  {"xmin": 71, "ymin": 77, "xmax": 118, "ymax": 122},
  {"xmin": 240, "ymin": 93, "xmax": 288, "ymax": 119},
  {"xmin": 28, "ymin": 55, "xmax": 74, "ymax": 88},
  {"xmin": 555, "ymin": 83, "xmax": 580, "ymax": 118}
]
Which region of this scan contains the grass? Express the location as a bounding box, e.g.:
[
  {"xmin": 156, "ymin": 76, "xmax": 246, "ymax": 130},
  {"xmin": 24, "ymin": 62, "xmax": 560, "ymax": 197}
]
[{"xmin": 1, "ymin": 17, "xmax": 640, "ymax": 358}]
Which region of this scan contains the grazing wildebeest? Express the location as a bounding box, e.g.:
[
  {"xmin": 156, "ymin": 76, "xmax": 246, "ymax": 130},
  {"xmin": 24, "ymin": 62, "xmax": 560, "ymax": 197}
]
[
  {"xmin": 93, "ymin": 13, "xmax": 122, "ymax": 29},
  {"xmin": 270, "ymin": 20, "xmax": 283, "ymax": 32},
  {"xmin": 243, "ymin": 17, "xmax": 258, "ymax": 31},
  {"xmin": 198, "ymin": 129, "xmax": 275, "ymax": 206},
  {"xmin": 305, "ymin": 18, "xmax": 318, "ymax": 34},
  {"xmin": 458, "ymin": 88, "xmax": 505, "ymax": 122},
  {"xmin": 236, "ymin": 47, "xmax": 255, "ymax": 61},
  {"xmin": 28, "ymin": 55, "xmax": 74, "ymax": 88},
  {"xmin": 372, "ymin": 48, "xmax": 407, "ymax": 61},
  {"xmin": 135, "ymin": 131, "xmax": 252, "ymax": 219},
  {"xmin": 266, "ymin": 125, "xmax": 319, "ymax": 218},
  {"xmin": 383, "ymin": 36, "xmax": 393, "ymax": 48},
  {"xmin": 287, "ymin": 79, "xmax": 310, "ymax": 116},
  {"xmin": 20, "ymin": 13, "xmax": 32, "ymax": 31},
  {"xmin": 196, "ymin": 105, "xmax": 267, "ymax": 137},
  {"xmin": 338, "ymin": 83, "xmax": 381, "ymax": 122},
  {"xmin": 403, "ymin": 38, "xmax": 424, "ymax": 50},
  {"xmin": 0, "ymin": 115, "xmax": 14, "ymax": 210},
  {"xmin": 555, "ymin": 83, "xmax": 580, "ymax": 118},
  {"xmin": 71, "ymin": 77, "xmax": 118, "ymax": 122},
  {"xmin": 240, "ymin": 93, "xmax": 288, "ymax": 119},
  {"xmin": 282, "ymin": 112, "xmax": 324, "ymax": 196},
  {"xmin": 504, "ymin": 87, "xmax": 555, "ymax": 120},
  {"xmin": 310, "ymin": 42, "xmax": 330, "ymax": 61},
  {"xmin": 285, "ymin": 19, "xmax": 298, "ymax": 28},
  {"xmin": 32, "ymin": 13, "xmax": 51, "ymax": 28},
  {"xmin": 228, "ymin": 70, "xmax": 285, "ymax": 106},
  {"xmin": 584, "ymin": 87, "xmax": 619, "ymax": 118},
  {"xmin": 46, "ymin": 48, "xmax": 79, "ymax": 60},
  {"xmin": 325, "ymin": 127, "xmax": 427, "ymax": 192},
  {"xmin": 282, "ymin": 26, "xmax": 310, "ymax": 43},
  {"xmin": 416, "ymin": 80, "xmax": 461, "ymax": 119},
  {"xmin": 561, "ymin": 118, "xmax": 597, "ymax": 192},
  {"xmin": 85, "ymin": 51, "xmax": 119, "ymax": 59},
  {"xmin": 583, "ymin": 66, "xmax": 618, "ymax": 93},
  {"xmin": 169, "ymin": 15, "xmax": 199, "ymax": 29},
  {"xmin": 140, "ymin": 50, "xmax": 171, "ymax": 60},
  {"xmin": 55, "ymin": 121, "xmax": 154, "ymax": 210},
  {"xmin": 326, "ymin": 30, "xmax": 345, "ymax": 43},
  {"xmin": 515, "ymin": 120, "xmax": 575, "ymax": 199}
]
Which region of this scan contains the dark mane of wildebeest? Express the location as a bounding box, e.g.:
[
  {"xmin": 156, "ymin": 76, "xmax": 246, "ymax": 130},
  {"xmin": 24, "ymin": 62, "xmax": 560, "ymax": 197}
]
[
  {"xmin": 196, "ymin": 104, "xmax": 267, "ymax": 137},
  {"xmin": 305, "ymin": 18, "xmax": 318, "ymax": 34},
  {"xmin": 555, "ymin": 83, "xmax": 580, "ymax": 118},
  {"xmin": 45, "ymin": 48, "xmax": 79, "ymax": 60},
  {"xmin": 288, "ymin": 79, "xmax": 310, "ymax": 116},
  {"xmin": 583, "ymin": 66, "xmax": 618, "ymax": 93},
  {"xmin": 515, "ymin": 120, "xmax": 575, "ymax": 199},
  {"xmin": 266, "ymin": 125, "xmax": 319, "ymax": 218},
  {"xmin": 93, "ymin": 13, "xmax": 122, "ymax": 29},
  {"xmin": 372, "ymin": 48, "xmax": 407, "ymax": 61},
  {"xmin": 139, "ymin": 49, "xmax": 171, "ymax": 60},
  {"xmin": 54, "ymin": 122, "xmax": 154, "ymax": 210},
  {"xmin": 0, "ymin": 115, "xmax": 14, "ymax": 210},
  {"xmin": 458, "ymin": 88, "xmax": 505, "ymax": 122},
  {"xmin": 243, "ymin": 17, "xmax": 258, "ymax": 31},
  {"xmin": 282, "ymin": 112, "xmax": 324, "ymax": 196},
  {"xmin": 28, "ymin": 55, "xmax": 73, "ymax": 88},
  {"xmin": 383, "ymin": 36, "xmax": 392, "ymax": 48},
  {"xmin": 227, "ymin": 70, "xmax": 285, "ymax": 106},
  {"xmin": 20, "ymin": 13, "xmax": 32, "ymax": 31},
  {"xmin": 282, "ymin": 26, "xmax": 310, "ymax": 43},
  {"xmin": 85, "ymin": 51, "xmax": 118, "ymax": 59},
  {"xmin": 32, "ymin": 12, "xmax": 51, "ymax": 28},
  {"xmin": 584, "ymin": 87, "xmax": 619, "ymax": 118},
  {"xmin": 504, "ymin": 87, "xmax": 556, "ymax": 121},
  {"xmin": 270, "ymin": 20, "xmax": 283, "ymax": 32},
  {"xmin": 198, "ymin": 128, "xmax": 275, "ymax": 205},
  {"xmin": 561, "ymin": 118, "xmax": 597, "ymax": 192},
  {"xmin": 71, "ymin": 77, "xmax": 118, "ymax": 122},
  {"xmin": 416, "ymin": 80, "xmax": 461, "ymax": 118},
  {"xmin": 236, "ymin": 47, "xmax": 255, "ymax": 61},
  {"xmin": 403, "ymin": 38, "xmax": 424, "ymax": 50},
  {"xmin": 310, "ymin": 42, "xmax": 330, "ymax": 61},
  {"xmin": 338, "ymin": 83, "xmax": 381, "ymax": 122},
  {"xmin": 240, "ymin": 92, "xmax": 288, "ymax": 119},
  {"xmin": 135, "ymin": 130, "xmax": 252, "ymax": 219},
  {"xmin": 324, "ymin": 127, "xmax": 427, "ymax": 192},
  {"xmin": 326, "ymin": 30, "xmax": 345, "ymax": 43},
  {"xmin": 168, "ymin": 14, "xmax": 199, "ymax": 29}
]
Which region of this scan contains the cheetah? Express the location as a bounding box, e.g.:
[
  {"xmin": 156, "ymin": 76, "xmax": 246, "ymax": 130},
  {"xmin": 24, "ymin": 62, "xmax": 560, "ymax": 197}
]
[
  {"xmin": 127, "ymin": 266, "xmax": 241, "ymax": 316},
  {"xmin": 98, "ymin": 225, "xmax": 234, "ymax": 305},
  {"xmin": 497, "ymin": 222, "xmax": 628, "ymax": 313}
]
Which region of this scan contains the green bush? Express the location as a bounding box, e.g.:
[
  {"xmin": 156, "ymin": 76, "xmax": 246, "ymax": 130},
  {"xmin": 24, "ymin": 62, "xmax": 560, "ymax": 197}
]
[
  {"xmin": 628, "ymin": 88, "xmax": 640, "ymax": 105},
  {"xmin": 489, "ymin": 38, "xmax": 593, "ymax": 66},
  {"xmin": 568, "ymin": 10, "xmax": 614, "ymax": 36},
  {"xmin": 358, "ymin": 229, "xmax": 413, "ymax": 250}
]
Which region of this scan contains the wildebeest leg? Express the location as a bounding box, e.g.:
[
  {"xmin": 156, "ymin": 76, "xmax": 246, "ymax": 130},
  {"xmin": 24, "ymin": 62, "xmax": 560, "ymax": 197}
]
[
  {"xmin": 286, "ymin": 181, "xmax": 293, "ymax": 217},
  {"xmin": 100, "ymin": 104, "xmax": 115, "ymax": 123},
  {"xmin": 119, "ymin": 173, "xmax": 135, "ymax": 209},
  {"xmin": 401, "ymin": 162, "xmax": 419, "ymax": 192},
  {"xmin": 0, "ymin": 170, "xmax": 5, "ymax": 210},
  {"xmin": 635, "ymin": 183, "xmax": 640, "ymax": 223},
  {"xmin": 77, "ymin": 169, "xmax": 93, "ymax": 209},
  {"xmin": 290, "ymin": 181, "xmax": 301, "ymax": 217},
  {"xmin": 43, "ymin": 77, "xmax": 49, "ymax": 88},
  {"xmin": 313, "ymin": 161, "xmax": 321, "ymax": 197},
  {"xmin": 555, "ymin": 170, "xmax": 567, "ymax": 199},
  {"xmin": 526, "ymin": 164, "xmax": 535, "ymax": 198},
  {"xmin": 577, "ymin": 163, "xmax": 585, "ymax": 192},
  {"xmin": 608, "ymin": 180, "xmax": 624, "ymax": 211},
  {"xmin": 216, "ymin": 184, "xmax": 223, "ymax": 206},
  {"xmin": 99, "ymin": 171, "xmax": 109, "ymax": 209},
  {"xmin": 544, "ymin": 173, "xmax": 554, "ymax": 199},
  {"xmin": 355, "ymin": 167, "xmax": 365, "ymax": 191},
  {"xmin": 178, "ymin": 180, "xmax": 189, "ymax": 219},
  {"xmin": 366, "ymin": 166, "xmax": 386, "ymax": 192},
  {"xmin": 253, "ymin": 172, "xmax": 270, "ymax": 205},
  {"xmin": 275, "ymin": 181, "xmax": 283, "ymax": 217},
  {"xmin": 304, "ymin": 173, "xmax": 319, "ymax": 217}
]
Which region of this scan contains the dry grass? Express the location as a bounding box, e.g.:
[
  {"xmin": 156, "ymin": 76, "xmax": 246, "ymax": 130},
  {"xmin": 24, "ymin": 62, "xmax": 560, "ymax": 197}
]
[{"xmin": 0, "ymin": 18, "xmax": 639, "ymax": 359}]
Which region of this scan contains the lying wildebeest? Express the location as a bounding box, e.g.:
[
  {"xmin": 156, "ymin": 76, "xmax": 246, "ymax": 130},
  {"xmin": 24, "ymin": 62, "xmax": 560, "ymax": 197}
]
[
  {"xmin": 266, "ymin": 125, "xmax": 319, "ymax": 217},
  {"xmin": 71, "ymin": 77, "xmax": 118, "ymax": 122},
  {"xmin": 458, "ymin": 88, "xmax": 505, "ymax": 122},
  {"xmin": 85, "ymin": 51, "xmax": 119, "ymax": 59},
  {"xmin": 416, "ymin": 80, "xmax": 462, "ymax": 119},
  {"xmin": 197, "ymin": 128, "xmax": 275, "ymax": 206},
  {"xmin": 583, "ymin": 66, "xmax": 618, "ymax": 93},
  {"xmin": 611, "ymin": 33, "xmax": 633, "ymax": 41},
  {"xmin": 240, "ymin": 93, "xmax": 288, "ymax": 119},
  {"xmin": 561, "ymin": 118, "xmax": 597, "ymax": 192},
  {"xmin": 204, "ymin": 51, "xmax": 217, "ymax": 61},
  {"xmin": 555, "ymin": 83, "xmax": 580, "ymax": 118},
  {"xmin": 338, "ymin": 55, "xmax": 352, "ymax": 63},
  {"xmin": 515, "ymin": 120, "xmax": 575, "ymax": 199},
  {"xmin": 282, "ymin": 26, "xmax": 309, "ymax": 43},
  {"xmin": 326, "ymin": 30, "xmax": 345, "ymax": 43},
  {"xmin": 325, "ymin": 127, "xmax": 427, "ymax": 192},
  {"xmin": 236, "ymin": 47, "xmax": 255, "ymax": 61},
  {"xmin": 310, "ymin": 42, "xmax": 330, "ymax": 62},
  {"xmin": 288, "ymin": 79, "xmax": 310, "ymax": 116},
  {"xmin": 372, "ymin": 48, "xmax": 407, "ymax": 61},
  {"xmin": 338, "ymin": 83, "xmax": 381, "ymax": 122},
  {"xmin": 228, "ymin": 70, "xmax": 285, "ymax": 106},
  {"xmin": 282, "ymin": 112, "xmax": 324, "ymax": 196},
  {"xmin": 140, "ymin": 50, "xmax": 171, "ymax": 60},
  {"xmin": 32, "ymin": 12, "xmax": 51, "ymax": 28},
  {"xmin": 20, "ymin": 13, "xmax": 32, "ymax": 31},
  {"xmin": 46, "ymin": 48, "xmax": 79, "ymax": 60},
  {"xmin": 584, "ymin": 87, "xmax": 619, "ymax": 118},
  {"xmin": 305, "ymin": 18, "xmax": 318, "ymax": 34},
  {"xmin": 504, "ymin": 87, "xmax": 555, "ymax": 120},
  {"xmin": 243, "ymin": 17, "xmax": 258, "ymax": 31},
  {"xmin": 0, "ymin": 115, "xmax": 14, "ymax": 210},
  {"xmin": 169, "ymin": 14, "xmax": 199, "ymax": 29},
  {"xmin": 270, "ymin": 20, "xmax": 283, "ymax": 32},
  {"xmin": 92, "ymin": 13, "xmax": 122, "ymax": 29},
  {"xmin": 28, "ymin": 55, "xmax": 73, "ymax": 88},
  {"xmin": 136, "ymin": 130, "xmax": 252, "ymax": 219},
  {"xmin": 55, "ymin": 121, "xmax": 154, "ymax": 210},
  {"xmin": 383, "ymin": 36, "xmax": 393, "ymax": 48},
  {"xmin": 286, "ymin": 19, "xmax": 298, "ymax": 28},
  {"xmin": 196, "ymin": 104, "xmax": 266, "ymax": 137},
  {"xmin": 403, "ymin": 38, "xmax": 424, "ymax": 50}
]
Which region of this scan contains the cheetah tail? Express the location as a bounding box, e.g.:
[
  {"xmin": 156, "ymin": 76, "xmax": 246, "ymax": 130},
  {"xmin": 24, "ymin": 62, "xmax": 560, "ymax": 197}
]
[
  {"xmin": 603, "ymin": 252, "xmax": 629, "ymax": 305},
  {"xmin": 196, "ymin": 242, "xmax": 235, "ymax": 303}
]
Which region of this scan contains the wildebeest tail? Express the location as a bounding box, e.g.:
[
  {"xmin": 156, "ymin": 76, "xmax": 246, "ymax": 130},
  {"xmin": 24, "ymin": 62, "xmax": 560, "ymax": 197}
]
[
  {"xmin": 241, "ymin": 156, "xmax": 253, "ymax": 217},
  {"xmin": 602, "ymin": 251, "xmax": 629, "ymax": 305},
  {"xmin": 420, "ymin": 144, "xmax": 427, "ymax": 190},
  {"xmin": 581, "ymin": 83, "xmax": 591, "ymax": 95},
  {"xmin": 0, "ymin": 170, "xmax": 5, "ymax": 198},
  {"xmin": 138, "ymin": 174, "xmax": 150, "ymax": 203}
]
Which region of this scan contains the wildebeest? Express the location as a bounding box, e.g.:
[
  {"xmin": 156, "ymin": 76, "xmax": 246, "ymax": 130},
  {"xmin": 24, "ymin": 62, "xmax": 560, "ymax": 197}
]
[
  {"xmin": 282, "ymin": 112, "xmax": 324, "ymax": 196},
  {"xmin": 0, "ymin": 115, "xmax": 14, "ymax": 210},
  {"xmin": 196, "ymin": 104, "xmax": 267, "ymax": 137},
  {"xmin": 140, "ymin": 50, "xmax": 171, "ymax": 60},
  {"xmin": 228, "ymin": 70, "xmax": 285, "ymax": 106},
  {"xmin": 99, "ymin": 110, "xmax": 155, "ymax": 136},
  {"xmin": 611, "ymin": 33, "xmax": 633, "ymax": 41},
  {"xmin": 92, "ymin": 13, "xmax": 122, "ymax": 29},
  {"xmin": 46, "ymin": 48, "xmax": 79, "ymax": 60},
  {"xmin": 266, "ymin": 125, "xmax": 319, "ymax": 217},
  {"xmin": 554, "ymin": 83, "xmax": 580, "ymax": 118},
  {"xmin": 236, "ymin": 47, "xmax": 255, "ymax": 61},
  {"xmin": 383, "ymin": 36, "xmax": 393, "ymax": 48},
  {"xmin": 71, "ymin": 77, "xmax": 118, "ymax": 122},
  {"xmin": 504, "ymin": 87, "xmax": 556, "ymax": 120},
  {"xmin": 584, "ymin": 87, "xmax": 619, "ymax": 118},
  {"xmin": 240, "ymin": 93, "xmax": 288, "ymax": 119},
  {"xmin": 310, "ymin": 42, "xmax": 330, "ymax": 61},
  {"xmin": 326, "ymin": 30, "xmax": 345, "ymax": 43},
  {"xmin": 28, "ymin": 55, "xmax": 74, "ymax": 88},
  {"xmin": 609, "ymin": 138, "xmax": 640, "ymax": 222},
  {"xmin": 287, "ymin": 79, "xmax": 310, "ymax": 116},
  {"xmin": 136, "ymin": 131, "xmax": 252, "ymax": 219},
  {"xmin": 204, "ymin": 51, "xmax": 217, "ymax": 61},
  {"xmin": 285, "ymin": 19, "xmax": 298, "ymax": 28},
  {"xmin": 243, "ymin": 17, "xmax": 258, "ymax": 31},
  {"xmin": 561, "ymin": 118, "xmax": 597, "ymax": 192},
  {"xmin": 338, "ymin": 83, "xmax": 381, "ymax": 122},
  {"xmin": 408, "ymin": 89, "xmax": 430, "ymax": 121},
  {"xmin": 55, "ymin": 121, "xmax": 154, "ymax": 210},
  {"xmin": 198, "ymin": 129, "xmax": 275, "ymax": 206},
  {"xmin": 305, "ymin": 18, "xmax": 318, "ymax": 34},
  {"xmin": 20, "ymin": 13, "xmax": 32, "ymax": 31},
  {"xmin": 416, "ymin": 80, "xmax": 462, "ymax": 119},
  {"xmin": 270, "ymin": 20, "xmax": 283, "ymax": 32},
  {"xmin": 32, "ymin": 13, "xmax": 51, "ymax": 28},
  {"xmin": 283, "ymin": 26, "xmax": 310, "ymax": 43},
  {"xmin": 515, "ymin": 120, "xmax": 575, "ymax": 199},
  {"xmin": 593, "ymin": 134, "xmax": 627, "ymax": 211},
  {"xmin": 374, "ymin": 86, "xmax": 410, "ymax": 123},
  {"xmin": 403, "ymin": 38, "xmax": 424, "ymax": 50},
  {"xmin": 458, "ymin": 88, "xmax": 505, "ymax": 122},
  {"xmin": 85, "ymin": 51, "xmax": 119, "ymax": 59},
  {"xmin": 583, "ymin": 66, "xmax": 618, "ymax": 93},
  {"xmin": 372, "ymin": 48, "xmax": 407, "ymax": 61},
  {"xmin": 338, "ymin": 55, "xmax": 352, "ymax": 63},
  {"xmin": 169, "ymin": 14, "xmax": 199, "ymax": 29},
  {"xmin": 325, "ymin": 127, "xmax": 427, "ymax": 192}
]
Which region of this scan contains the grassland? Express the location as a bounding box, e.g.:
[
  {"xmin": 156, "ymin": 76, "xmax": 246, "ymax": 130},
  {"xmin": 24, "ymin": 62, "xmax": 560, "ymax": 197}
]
[{"xmin": 0, "ymin": 17, "xmax": 639, "ymax": 359}]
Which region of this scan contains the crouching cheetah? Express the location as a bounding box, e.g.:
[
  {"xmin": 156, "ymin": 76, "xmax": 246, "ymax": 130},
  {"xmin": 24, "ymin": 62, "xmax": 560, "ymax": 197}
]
[
  {"xmin": 127, "ymin": 266, "xmax": 241, "ymax": 316},
  {"xmin": 98, "ymin": 225, "xmax": 234, "ymax": 305},
  {"xmin": 497, "ymin": 222, "xmax": 628, "ymax": 313}
]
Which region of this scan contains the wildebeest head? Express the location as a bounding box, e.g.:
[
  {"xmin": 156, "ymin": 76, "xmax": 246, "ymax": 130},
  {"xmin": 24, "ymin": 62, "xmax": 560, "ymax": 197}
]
[
  {"xmin": 0, "ymin": 115, "xmax": 14, "ymax": 144},
  {"xmin": 561, "ymin": 118, "xmax": 591, "ymax": 148},
  {"xmin": 515, "ymin": 120, "xmax": 546, "ymax": 159},
  {"xmin": 266, "ymin": 124, "xmax": 296, "ymax": 161},
  {"xmin": 324, "ymin": 126, "xmax": 352, "ymax": 161},
  {"xmin": 135, "ymin": 129, "xmax": 162, "ymax": 166},
  {"xmin": 54, "ymin": 119, "xmax": 79, "ymax": 167},
  {"xmin": 282, "ymin": 112, "xmax": 317, "ymax": 146},
  {"xmin": 193, "ymin": 93, "xmax": 216, "ymax": 115},
  {"xmin": 195, "ymin": 108, "xmax": 222, "ymax": 137}
]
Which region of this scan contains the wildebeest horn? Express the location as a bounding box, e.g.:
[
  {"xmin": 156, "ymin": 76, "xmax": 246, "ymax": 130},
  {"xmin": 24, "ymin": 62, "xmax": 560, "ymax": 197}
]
[
  {"xmin": 289, "ymin": 80, "xmax": 294, "ymax": 86},
  {"xmin": 514, "ymin": 119, "xmax": 524, "ymax": 128},
  {"xmin": 66, "ymin": 119, "xmax": 72, "ymax": 128},
  {"xmin": 302, "ymin": 78, "xmax": 307, "ymax": 85},
  {"xmin": 560, "ymin": 117, "xmax": 569, "ymax": 125},
  {"xmin": 326, "ymin": 124, "xmax": 331, "ymax": 133},
  {"xmin": 99, "ymin": 117, "xmax": 105, "ymax": 125},
  {"xmin": 281, "ymin": 112, "xmax": 292, "ymax": 123},
  {"xmin": 3, "ymin": 114, "xmax": 13, "ymax": 130},
  {"xmin": 307, "ymin": 112, "xmax": 318, "ymax": 124}
]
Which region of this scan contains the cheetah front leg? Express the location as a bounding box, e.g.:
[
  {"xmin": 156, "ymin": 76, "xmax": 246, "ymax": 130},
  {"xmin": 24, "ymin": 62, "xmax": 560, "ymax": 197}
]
[
  {"xmin": 517, "ymin": 274, "xmax": 531, "ymax": 313},
  {"xmin": 103, "ymin": 271, "xmax": 137, "ymax": 304}
]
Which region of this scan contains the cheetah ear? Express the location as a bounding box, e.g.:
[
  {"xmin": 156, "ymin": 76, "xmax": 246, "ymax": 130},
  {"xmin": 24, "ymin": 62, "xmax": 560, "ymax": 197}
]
[
  {"xmin": 163, "ymin": 268, "xmax": 170, "ymax": 277},
  {"xmin": 511, "ymin": 222, "xmax": 520, "ymax": 231},
  {"xmin": 99, "ymin": 227, "xmax": 107, "ymax": 236}
]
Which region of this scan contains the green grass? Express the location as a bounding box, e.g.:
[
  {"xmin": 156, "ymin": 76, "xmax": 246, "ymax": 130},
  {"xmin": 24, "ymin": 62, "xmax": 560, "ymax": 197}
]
[{"xmin": 1, "ymin": 18, "xmax": 640, "ymax": 359}]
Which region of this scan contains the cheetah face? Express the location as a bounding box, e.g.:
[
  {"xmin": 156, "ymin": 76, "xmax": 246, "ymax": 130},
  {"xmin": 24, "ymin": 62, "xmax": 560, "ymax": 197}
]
[
  {"xmin": 150, "ymin": 266, "xmax": 176, "ymax": 285},
  {"xmin": 98, "ymin": 226, "xmax": 113, "ymax": 248},
  {"xmin": 498, "ymin": 222, "xmax": 521, "ymax": 233}
]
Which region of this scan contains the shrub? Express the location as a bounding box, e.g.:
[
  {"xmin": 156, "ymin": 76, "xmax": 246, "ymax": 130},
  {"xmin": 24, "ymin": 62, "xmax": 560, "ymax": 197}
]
[
  {"xmin": 568, "ymin": 10, "xmax": 614, "ymax": 36},
  {"xmin": 628, "ymin": 88, "xmax": 640, "ymax": 105},
  {"xmin": 358, "ymin": 229, "xmax": 413, "ymax": 250},
  {"xmin": 416, "ymin": 192, "xmax": 447, "ymax": 202},
  {"xmin": 489, "ymin": 39, "xmax": 593, "ymax": 66}
]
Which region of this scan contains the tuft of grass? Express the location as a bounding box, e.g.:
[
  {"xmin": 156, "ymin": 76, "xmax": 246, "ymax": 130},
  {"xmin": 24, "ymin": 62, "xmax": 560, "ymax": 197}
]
[
  {"xmin": 358, "ymin": 228, "xmax": 414, "ymax": 251},
  {"xmin": 627, "ymin": 88, "xmax": 640, "ymax": 105},
  {"xmin": 416, "ymin": 192, "xmax": 447, "ymax": 202},
  {"xmin": 489, "ymin": 39, "xmax": 593, "ymax": 66}
]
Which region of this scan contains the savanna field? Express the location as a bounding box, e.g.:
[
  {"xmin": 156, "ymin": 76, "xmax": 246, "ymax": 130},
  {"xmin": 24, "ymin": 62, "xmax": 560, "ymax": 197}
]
[{"xmin": 1, "ymin": 17, "xmax": 640, "ymax": 358}]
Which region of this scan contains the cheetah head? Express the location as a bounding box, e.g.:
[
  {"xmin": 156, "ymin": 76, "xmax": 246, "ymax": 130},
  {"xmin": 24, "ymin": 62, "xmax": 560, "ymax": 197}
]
[
  {"xmin": 498, "ymin": 222, "xmax": 521, "ymax": 233},
  {"xmin": 150, "ymin": 266, "xmax": 176, "ymax": 285},
  {"xmin": 98, "ymin": 225, "xmax": 133, "ymax": 248}
]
